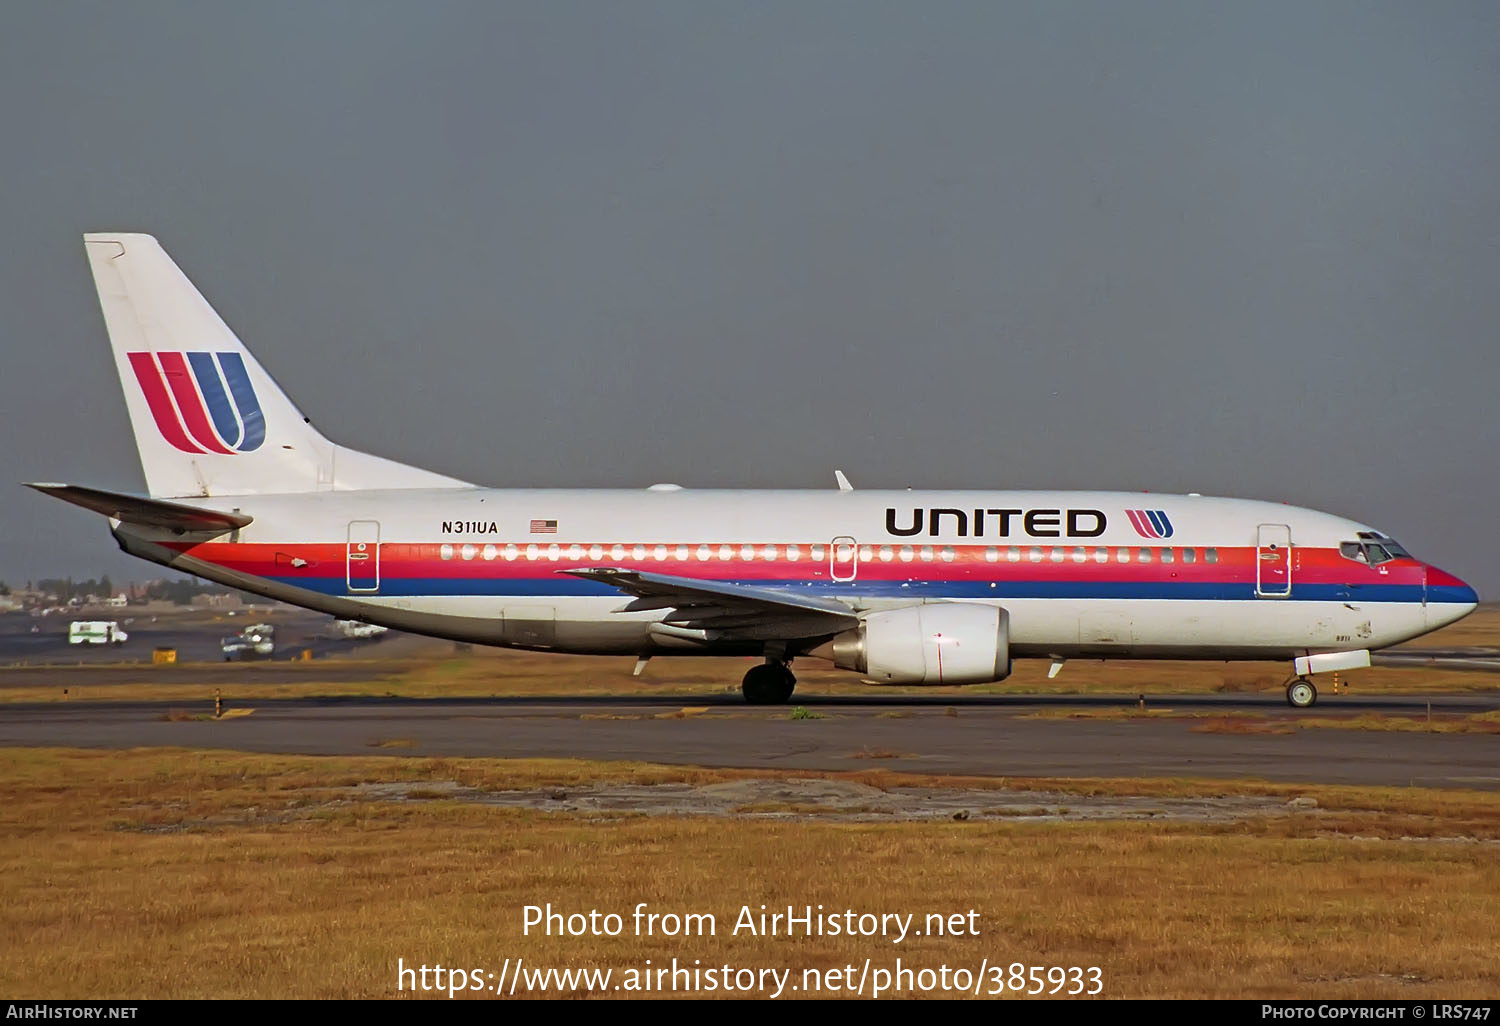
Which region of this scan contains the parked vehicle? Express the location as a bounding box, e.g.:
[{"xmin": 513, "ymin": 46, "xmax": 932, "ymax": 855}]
[
  {"xmin": 221, "ymin": 623, "xmax": 275, "ymax": 660},
  {"xmin": 69, "ymin": 621, "xmax": 129, "ymax": 645},
  {"xmin": 335, "ymin": 619, "xmax": 389, "ymax": 640}
]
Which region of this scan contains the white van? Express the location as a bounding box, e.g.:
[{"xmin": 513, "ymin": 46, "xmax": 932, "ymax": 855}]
[
  {"xmin": 335, "ymin": 619, "xmax": 389, "ymax": 640},
  {"xmin": 69, "ymin": 621, "xmax": 129, "ymax": 645}
]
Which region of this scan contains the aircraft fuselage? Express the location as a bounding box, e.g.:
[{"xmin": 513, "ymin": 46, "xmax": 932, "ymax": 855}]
[{"xmin": 111, "ymin": 486, "xmax": 1476, "ymax": 664}]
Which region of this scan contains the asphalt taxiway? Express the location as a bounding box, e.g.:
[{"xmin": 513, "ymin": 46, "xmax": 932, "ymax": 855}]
[{"xmin": 3, "ymin": 691, "xmax": 1497, "ymax": 789}]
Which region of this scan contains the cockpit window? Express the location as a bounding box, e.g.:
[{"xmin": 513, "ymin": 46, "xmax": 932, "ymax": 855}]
[{"xmin": 1344, "ymin": 534, "xmax": 1411, "ymax": 565}]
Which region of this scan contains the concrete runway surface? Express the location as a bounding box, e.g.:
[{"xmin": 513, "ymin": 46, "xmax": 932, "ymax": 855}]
[{"xmin": 3, "ymin": 692, "xmax": 1498, "ymax": 789}]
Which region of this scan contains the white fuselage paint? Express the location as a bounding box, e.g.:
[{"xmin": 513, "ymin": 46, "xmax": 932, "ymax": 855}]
[{"xmin": 112, "ymin": 487, "xmax": 1477, "ymax": 671}]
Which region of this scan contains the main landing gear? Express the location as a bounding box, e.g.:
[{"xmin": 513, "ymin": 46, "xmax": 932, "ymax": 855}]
[
  {"xmin": 1284, "ymin": 676, "xmax": 1318, "ymax": 709},
  {"xmin": 742, "ymin": 661, "xmax": 796, "ymax": 705}
]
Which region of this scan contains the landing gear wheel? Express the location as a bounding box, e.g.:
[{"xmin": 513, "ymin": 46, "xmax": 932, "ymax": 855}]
[
  {"xmin": 774, "ymin": 665, "xmax": 796, "ymax": 704},
  {"xmin": 742, "ymin": 663, "xmax": 796, "ymax": 705},
  {"xmin": 1285, "ymin": 678, "xmax": 1318, "ymax": 709}
]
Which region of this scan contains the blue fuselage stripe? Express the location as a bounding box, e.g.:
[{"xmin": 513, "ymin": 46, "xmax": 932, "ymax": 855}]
[{"xmin": 263, "ymin": 575, "xmax": 1472, "ymax": 604}]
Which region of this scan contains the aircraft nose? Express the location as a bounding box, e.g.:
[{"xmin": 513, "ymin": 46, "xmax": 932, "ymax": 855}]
[{"xmin": 1425, "ymin": 564, "xmax": 1479, "ymax": 622}]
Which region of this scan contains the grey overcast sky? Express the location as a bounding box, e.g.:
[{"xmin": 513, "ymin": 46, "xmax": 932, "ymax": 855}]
[{"xmin": 1, "ymin": 2, "xmax": 1497, "ymax": 593}]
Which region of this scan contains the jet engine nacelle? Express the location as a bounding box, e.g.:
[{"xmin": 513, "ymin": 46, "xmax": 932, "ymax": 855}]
[{"xmin": 825, "ymin": 603, "xmax": 1011, "ymax": 685}]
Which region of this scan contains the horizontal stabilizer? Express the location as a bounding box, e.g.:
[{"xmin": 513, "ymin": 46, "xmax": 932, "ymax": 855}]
[{"xmin": 25, "ymin": 483, "xmax": 252, "ymax": 532}]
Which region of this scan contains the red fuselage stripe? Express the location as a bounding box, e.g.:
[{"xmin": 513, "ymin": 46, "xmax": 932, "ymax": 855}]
[{"xmin": 158, "ymin": 542, "xmax": 1426, "ymax": 589}]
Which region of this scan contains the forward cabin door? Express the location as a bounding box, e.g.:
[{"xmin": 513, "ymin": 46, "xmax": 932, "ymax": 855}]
[
  {"xmin": 347, "ymin": 520, "xmax": 381, "ymax": 593},
  {"xmin": 1255, "ymin": 523, "xmax": 1292, "ymax": 598},
  {"xmin": 830, "ymin": 536, "xmax": 859, "ymax": 582}
]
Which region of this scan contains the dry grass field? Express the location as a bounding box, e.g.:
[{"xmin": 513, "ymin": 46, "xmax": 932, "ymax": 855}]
[{"xmin": 2, "ymin": 747, "xmax": 1498, "ymax": 1000}]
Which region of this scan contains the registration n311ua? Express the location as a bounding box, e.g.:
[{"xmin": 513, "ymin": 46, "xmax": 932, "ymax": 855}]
[{"xmin": 29, "ymin": 234, "xmax": 1479, "ymax": 707}]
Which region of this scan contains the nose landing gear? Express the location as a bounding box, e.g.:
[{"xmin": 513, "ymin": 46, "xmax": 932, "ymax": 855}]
[{"xmin": 1285, "ymin": 677, "xmax": 1318, "ymax": 708}]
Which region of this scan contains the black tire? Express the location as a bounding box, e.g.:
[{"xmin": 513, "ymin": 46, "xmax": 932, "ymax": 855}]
[
  {"xmin": 1286, "ymin": 678, "xmax": 1317, "ymax": 708},
  {"xmin": 742, "ymin": 664, "xmax": 794, "ymax": 705},
  {"xmin": 774, "ymin": 665, "xmax": 796, "ymax": 703}
]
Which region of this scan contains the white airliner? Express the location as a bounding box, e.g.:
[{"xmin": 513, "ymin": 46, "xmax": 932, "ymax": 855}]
[{"xmin": 29, "ymin": 234, "xmax": 1478, "ymax": 707}]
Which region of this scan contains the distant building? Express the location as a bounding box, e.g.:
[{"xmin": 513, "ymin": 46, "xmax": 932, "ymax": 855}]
[{"xmin": 193, "ymin": 592, "xmax": 243, "ymax": 608}]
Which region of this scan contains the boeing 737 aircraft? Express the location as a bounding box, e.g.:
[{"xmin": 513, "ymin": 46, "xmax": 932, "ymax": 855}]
[{"xmin": 29, "ymin": 234, "xmax": 1479, "ymax": 707}]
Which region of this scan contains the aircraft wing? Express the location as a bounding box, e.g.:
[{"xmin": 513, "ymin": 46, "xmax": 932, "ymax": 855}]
[
  {"xmin": 560, "ymin": 567, "xmax": 859, "ymax": 640},
  {"xmin": 25, "ymin": 483, "xmax": 253, "ymax": 533}
]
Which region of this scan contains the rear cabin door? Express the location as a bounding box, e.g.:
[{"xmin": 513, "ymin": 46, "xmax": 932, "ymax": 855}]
[
  {"xmin": 1256, "ymin": 523, "xmax": 1292, "ymax": 598},
  {"xmin": 347, "ymin": 520, "xmax": 381, "ymax": 593}
]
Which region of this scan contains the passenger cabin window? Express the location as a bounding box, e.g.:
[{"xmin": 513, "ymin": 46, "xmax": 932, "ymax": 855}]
[
  {"xmin": 1182, "ymin": 548, "xmax": 1196, "ymax": 564},
  {"xmin": 1159, "ymin": 548, "xmax": 1174, "ymax": 564},
  {"xmin": 1204, "ymin": 548, "xmax": 1218, "ymax": 564}
]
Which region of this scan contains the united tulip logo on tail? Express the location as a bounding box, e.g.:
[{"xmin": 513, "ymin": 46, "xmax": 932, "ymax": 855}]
[
  {"xmin": 128, "ymin": 351, "xmax": 266, "ymax": 454},
  {"xmin": 1126, "ymin": 509, "xmax": 1174, "ymax": 539}
]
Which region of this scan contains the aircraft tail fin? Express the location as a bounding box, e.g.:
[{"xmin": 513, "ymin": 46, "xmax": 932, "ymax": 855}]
[{"xmin": 82, "ymin": 233, "xmax": 472, "ymax": 498}]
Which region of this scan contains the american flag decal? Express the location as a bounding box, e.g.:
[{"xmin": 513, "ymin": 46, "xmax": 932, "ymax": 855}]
[{"xmin": 529, "ymin": 519, "xmax": 558, "ymax": 534}]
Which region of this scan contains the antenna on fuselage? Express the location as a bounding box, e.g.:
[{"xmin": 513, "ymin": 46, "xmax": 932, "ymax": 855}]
[{"xmin": 834, "ymin": 470, "xmax": 854, "ymax": 492}]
